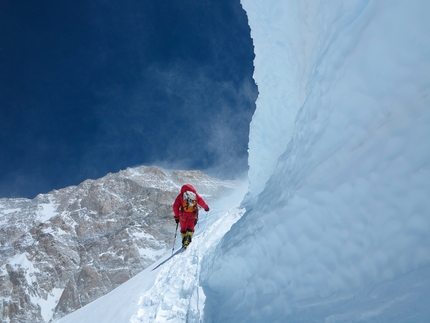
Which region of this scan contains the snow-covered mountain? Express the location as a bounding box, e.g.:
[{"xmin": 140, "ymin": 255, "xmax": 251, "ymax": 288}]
[
  {"xmin": 54, "ymin": 181, "xmax": 249, "ymax": 323},
  {"xmin": 4, "ymin": 0, "xmax": 430, "ymax": 322},
  {"xmin": 53, "ymin": 1, "xmax": 430, "ymax": 322},
  {"xmin": 0, "ymin": 166, "xmax": 236, "ymax": 323}
]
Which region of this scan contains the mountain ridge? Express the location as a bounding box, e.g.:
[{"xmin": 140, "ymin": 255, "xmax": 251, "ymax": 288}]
[{"xmin": 0, "ymin": 166, "xmax": 236, "ymax": 323}]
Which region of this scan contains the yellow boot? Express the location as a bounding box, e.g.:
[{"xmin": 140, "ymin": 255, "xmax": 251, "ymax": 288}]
[
  {"xmin": 183, "ymin": 231, "xmax": 194, "ymax": 248},
  {"xmin": 181, "ymin": 232, "xmax": 187, "ymax": 247},
  {"xmin": 188, "ymin": 231, "xmax": 194, "ymax": 240}
]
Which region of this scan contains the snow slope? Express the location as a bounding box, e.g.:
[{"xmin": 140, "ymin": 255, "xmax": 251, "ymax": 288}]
[
  {"xmin": 201, "ymin": 0, "xmax": 430, "ymax": 322},
  {"xmin": 54, "ymin": 181, "xmax": 248, "ymax": 323}
]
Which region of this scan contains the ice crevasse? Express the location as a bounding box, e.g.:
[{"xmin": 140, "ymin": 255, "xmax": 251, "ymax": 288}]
[{"xmin": 201, "ymin": 1, "xmax": 430, "ymax": 322}]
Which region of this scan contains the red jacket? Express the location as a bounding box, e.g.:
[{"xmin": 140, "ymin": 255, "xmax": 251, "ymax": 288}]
[{"xmin": 173, "ymin": 184, "xmax": 209, "ymax": 220}]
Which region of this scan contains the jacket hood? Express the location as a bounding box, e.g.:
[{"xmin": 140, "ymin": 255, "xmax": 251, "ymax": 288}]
[{"xmin": 181, "ymin": 184, "xmax": 196, "ymax": 194}]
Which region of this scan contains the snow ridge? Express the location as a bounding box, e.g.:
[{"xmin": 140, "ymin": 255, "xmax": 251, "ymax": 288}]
[
  {"xmin": 201, "ymin": 0, "xmax": 430, "ymax": 322},
  {"xmin": 55, "ymin": 182, "xmax": 248, "ymax": 323}
]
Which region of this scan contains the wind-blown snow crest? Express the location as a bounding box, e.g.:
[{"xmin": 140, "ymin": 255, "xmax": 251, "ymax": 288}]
[{"xmin": 201, "ymin": 0, "xmax": 430, "ymax": 322}]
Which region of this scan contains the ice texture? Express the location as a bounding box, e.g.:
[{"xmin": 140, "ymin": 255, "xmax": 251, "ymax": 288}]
[{"xmin": 201, "ymin": 1, "xmax": 430, "ymax": 322}]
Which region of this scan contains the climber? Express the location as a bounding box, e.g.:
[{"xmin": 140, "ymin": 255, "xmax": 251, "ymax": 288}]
[{"xmin": 172, "ymin": 184, "xmax": 210, "ymax": 248}]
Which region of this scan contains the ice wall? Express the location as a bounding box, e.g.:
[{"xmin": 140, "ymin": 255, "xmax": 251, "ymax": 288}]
[
  {"xmin": 202, "ymin": 1, "xmax": 430, "ymax": 322},
  {"xmin": 244, "ymin": 0, "xmax": 306, "ymax": 200}
]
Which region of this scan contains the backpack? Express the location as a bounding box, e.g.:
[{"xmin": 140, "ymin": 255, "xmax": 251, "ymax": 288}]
[{"xmin": 182, "ymin": 191, "xmax": 198, "ymax": 213}]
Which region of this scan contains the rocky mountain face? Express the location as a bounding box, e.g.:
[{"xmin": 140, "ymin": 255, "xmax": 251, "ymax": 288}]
[{"xmin": 0, "ymin": 166, "xmax": 236, "ymax": 323}]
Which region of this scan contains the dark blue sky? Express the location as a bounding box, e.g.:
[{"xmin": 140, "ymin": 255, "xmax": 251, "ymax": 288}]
[{"xmin": 0, "ymin": 0, "xmax": 257, "ymax": 198}]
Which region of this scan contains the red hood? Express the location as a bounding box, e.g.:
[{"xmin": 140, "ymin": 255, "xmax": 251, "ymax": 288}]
[{"xmin": 181, "ymin": 184, "xmax": 196, "ymax": 194}]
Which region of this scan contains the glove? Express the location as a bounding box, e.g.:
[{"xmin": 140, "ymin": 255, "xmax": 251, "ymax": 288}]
[
  {"xmin": 205, "ymin": 207, "xmax": 210, "ymax": 212},
  {"xmin": 175, "ymin": 218, "xmax": 179, "ymax": 224}
]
